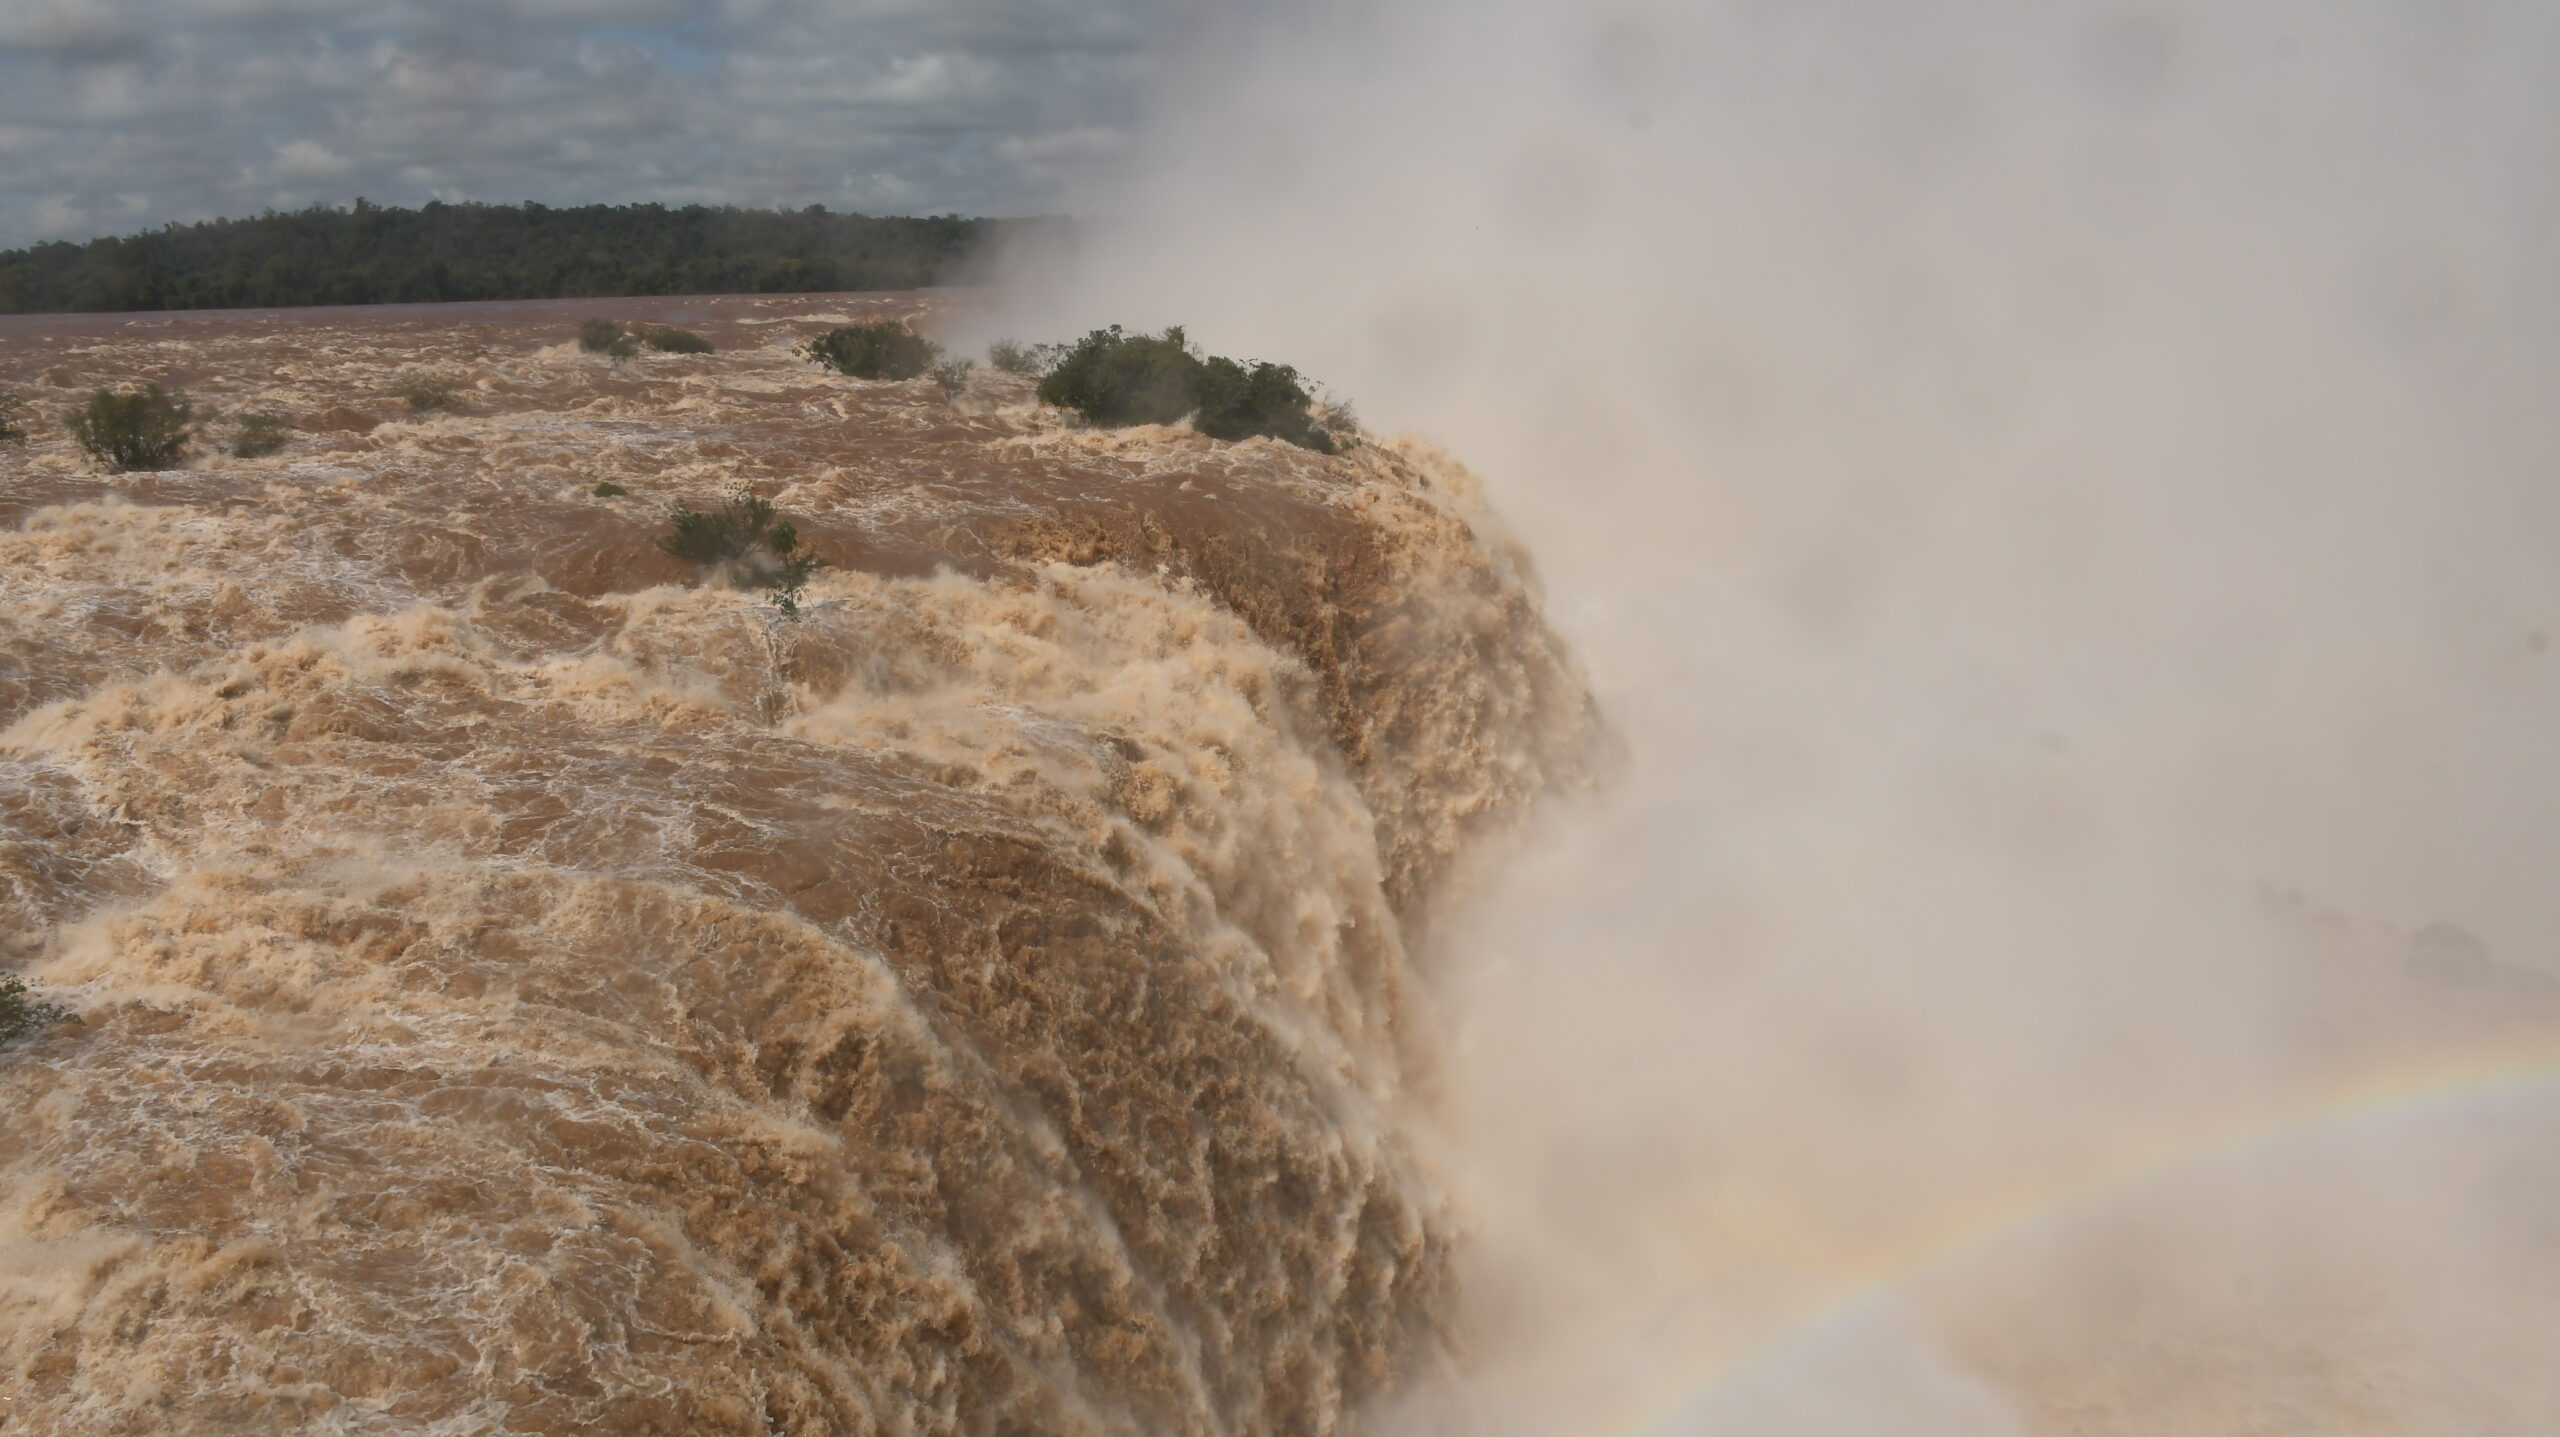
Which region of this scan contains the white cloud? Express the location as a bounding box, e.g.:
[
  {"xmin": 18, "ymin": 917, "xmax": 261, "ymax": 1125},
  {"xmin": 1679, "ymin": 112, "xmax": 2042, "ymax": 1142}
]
[
  {"xmin": 267, "ymin": 138, "xmax": 352, "ymax": 179},
  {"xmin": 996, "ymin": 124, "xmax": 1123, "ymax": 166},
  {"xmin": 0, "ymin": 0, "xmax": 1170, "ymax": 247},
  {"xmin": 29, "ymin": 195, "xmax": 86, "ymax": 237},
  {"xmin": 995, "ymin": 124, "xmax": 1128, "ymax": 190},
  {"xmin": 0, "ymin": 1, "xmax": 146, "ymax": 62}
]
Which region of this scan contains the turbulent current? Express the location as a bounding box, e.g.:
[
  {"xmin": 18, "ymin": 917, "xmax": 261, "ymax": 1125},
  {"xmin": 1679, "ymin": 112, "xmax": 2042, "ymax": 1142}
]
[{"xmin": 0, "ymin": 296, "xmax": 1601, "ymax": 1435}]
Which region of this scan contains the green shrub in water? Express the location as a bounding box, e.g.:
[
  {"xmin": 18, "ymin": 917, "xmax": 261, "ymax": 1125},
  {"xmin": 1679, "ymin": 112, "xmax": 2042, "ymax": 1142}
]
[
  {"xmin": 802, "ymin": 321, "xmax": 937, "ymax": 380},
  {"xmin": 67, "ymin": 384, "xmax": 194, "ymax": 471},
  {"xmin": 0, "ymin": 974, "xmax": 69, "ymax": 1050},
  {"xmin": 394, "ymin": 373, "xmax": 460, "ymax": 412},
  {"xmin": 229, "ymin": 410, "xmax": 290, "ymax": 458},
  {"xmin": 579, "ymin": 318, "xmax": 640, "ymax": 358},
  {"xmin": 642, "ymin": 326, "xmax": 714, "ymax": 355},
  {"xmin": 1036, "ymin": 326, "xmax": 1340, "ymax": 452},
  {"xmin": 657, "ymin": 486, "xmax": 826, "ymax": 615},
  {"xmin": 986, "ymin": 338, "xmax": 1060, "ymax": 376}
]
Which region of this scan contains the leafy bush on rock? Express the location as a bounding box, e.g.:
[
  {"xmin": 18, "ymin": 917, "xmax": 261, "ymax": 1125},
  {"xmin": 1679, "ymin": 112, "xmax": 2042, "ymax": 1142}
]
[
  {"xmin": 803, "ymin": 321, "xmax": 936, "ymax": 381},
  {"xmin": 642, "ymin": 325, "xmax": 713, "ymax": 355},
  {"xmin": 658, "ymin": 486, "xmax": 826, "ymax": 615},
  {"xmin": 0, "ymin": 974, "xmax": 69, "ymax": 1050},
  {"xmin": 1037, "ymin": 327, "xmax": 1198, "ymax": 428},
  {"xmin": 579, "ymin": 318, "xmax": 639, "ymax": 358},
  {"xmin": 394, "ymin": 373, "xmax": 460, "ymax": 412},
  {"xmin": 0, "ymin": 392, "xmax": 28, "ymax": 444},
  {"xmin": 230, "ymin": 410, "xmax": 291, "ymax": 458},
  {"xmin": 1036, "ymin": 325, "xmax": 1341, "ymax": 452},
  {"xmin": 986, "ymin": 338, "xmax": 1062, "ymax": 376},
  {"xmin": 67, "ymin": 384, "xmax": 194, "ymax": 471}
]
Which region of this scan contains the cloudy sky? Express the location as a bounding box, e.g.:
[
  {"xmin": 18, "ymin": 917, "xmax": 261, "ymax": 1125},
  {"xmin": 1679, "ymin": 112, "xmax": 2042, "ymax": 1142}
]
[{"xmin": 0, "ymin": 0, "xmax": 1180, "ymax": 249}]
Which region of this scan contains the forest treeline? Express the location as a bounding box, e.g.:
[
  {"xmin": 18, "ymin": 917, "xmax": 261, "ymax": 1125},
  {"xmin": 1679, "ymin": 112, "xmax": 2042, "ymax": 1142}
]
[{"xmin": 0, "ymin": 201, "xmax": 1033, "ymax": 314}]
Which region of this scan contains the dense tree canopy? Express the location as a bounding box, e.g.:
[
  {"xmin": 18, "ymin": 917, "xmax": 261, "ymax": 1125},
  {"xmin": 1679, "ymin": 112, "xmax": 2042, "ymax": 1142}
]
[{"xmin": 0, "ymin": 200, "xmax": 1033, "ymax": 314}]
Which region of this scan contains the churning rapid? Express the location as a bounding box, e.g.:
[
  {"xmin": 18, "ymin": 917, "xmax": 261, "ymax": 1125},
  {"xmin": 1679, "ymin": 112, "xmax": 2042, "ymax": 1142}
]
[{"xmin": 0, "ymin": 296, "xmax": 1602, "ymax": 1434}]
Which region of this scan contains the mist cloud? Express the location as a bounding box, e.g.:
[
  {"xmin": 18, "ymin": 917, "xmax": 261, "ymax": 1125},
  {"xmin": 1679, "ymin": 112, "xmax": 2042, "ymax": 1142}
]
[{"xmin": 1013, "ymin": 0, "xmax": 2560, "ymax": 1430}]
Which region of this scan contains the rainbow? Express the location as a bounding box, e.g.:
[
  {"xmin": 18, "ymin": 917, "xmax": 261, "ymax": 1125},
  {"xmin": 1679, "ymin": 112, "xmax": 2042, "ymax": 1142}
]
[{"xmin": 1622, "ymin": 1026, "xmax": 2560, "ymax": 1435}]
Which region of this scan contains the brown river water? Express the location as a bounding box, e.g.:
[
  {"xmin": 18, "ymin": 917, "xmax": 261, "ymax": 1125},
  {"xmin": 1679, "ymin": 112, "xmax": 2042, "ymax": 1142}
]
[{"xmin": 0, "ymin": 294, "xmax": 1602, "ymax": 1435}]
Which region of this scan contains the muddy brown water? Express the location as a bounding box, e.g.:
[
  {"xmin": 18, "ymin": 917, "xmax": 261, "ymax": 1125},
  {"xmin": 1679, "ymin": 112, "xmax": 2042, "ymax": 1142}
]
[{"xmin": 0, "ymin": 294, "xmax": 1602, "ymax": 1434}]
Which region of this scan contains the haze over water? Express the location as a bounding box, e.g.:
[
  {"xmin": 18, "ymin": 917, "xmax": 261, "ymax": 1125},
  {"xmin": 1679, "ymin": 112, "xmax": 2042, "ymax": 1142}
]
[{"xmin": 1004, "ymin": 1, "xmax": 2560, "ymax": 1431}]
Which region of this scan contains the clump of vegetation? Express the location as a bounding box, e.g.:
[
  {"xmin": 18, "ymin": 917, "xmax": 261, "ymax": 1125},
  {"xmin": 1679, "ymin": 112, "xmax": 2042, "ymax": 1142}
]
[
  {"xmin": 229, "ymin": 410, "xmax": 291, "ymax": 459},
  {"xmin": 579, "ymin": 318, "xmax": 640, "ymax": 359},
  {"xmin": 986, "ymin": 338, "xmax": 1063, "ymax": 376},
  {"xmin": 1193, "ymin": 354, "xmax": 1341, "ymax": 451},
  {"xmin": 659, "ymin": 487, "xmax": 787, "ymax": 569},
  {"xmin": 641, "ymin": 325, "xmax": 714, "ymax": 355},
  {"xmin": 987, "ymin": 338, "xmax": 1034, "ymax": 375},
  {"xmin": 394, "ymin": 372, "xmax": 461, "ymax": 412},
  {"xmin": 0, "ymin": 392, "xmax": 28, "ymax": 443},
  {"xmin": 930, "ymin": 358, "xmax": 976, "ymax": 399},
  {"xmin": 657, "ymin": 486, "xmax": 826, "ymax": 616},
  {"xmin": 1316, "ymin": 399, "xmax": 1360, "ymax": 445},
  {"xmin": 1037, "ymin": 327, "xmax": 1196, "ymax": 428},
  {"xmin": 803, "ymin": 321, "xmax": 937, "ymax": 380},
  {"xmin": 764, "ymin": 528, "xmax": 821, "ymax": 617},
  {"xmin": 0, "ymin": 973, "xmax": 70, "ymax": 1050},
  {"xmin": 591, "ymin": 481, "xmax": 629, "ymax": 498},
  {"xmin": 1035, "ymin": 325, "xmax": 1343, "ymax": 452},
  {"xmin": 67, "ymin": 383, "xmax": 194, "ymax": 471}
]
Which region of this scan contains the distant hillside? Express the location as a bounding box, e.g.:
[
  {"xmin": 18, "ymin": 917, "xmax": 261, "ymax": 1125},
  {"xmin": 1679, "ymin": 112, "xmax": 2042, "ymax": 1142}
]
[{"xmin": 0, "ymin": 200, "xmax": 1031, "ymax": 314}]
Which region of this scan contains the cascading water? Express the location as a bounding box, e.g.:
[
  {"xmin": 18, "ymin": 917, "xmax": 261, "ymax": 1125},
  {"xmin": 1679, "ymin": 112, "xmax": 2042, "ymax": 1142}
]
[{"xmin": 0, "ymin": 296, "xmax": 1601, "ymax": 1435}]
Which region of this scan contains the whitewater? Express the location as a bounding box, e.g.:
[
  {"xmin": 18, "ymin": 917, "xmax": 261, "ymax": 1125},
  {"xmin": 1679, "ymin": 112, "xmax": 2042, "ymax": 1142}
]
[{"xmin": 0, "ymin": 295, "xmax": 1600, "ymax": 1434}]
